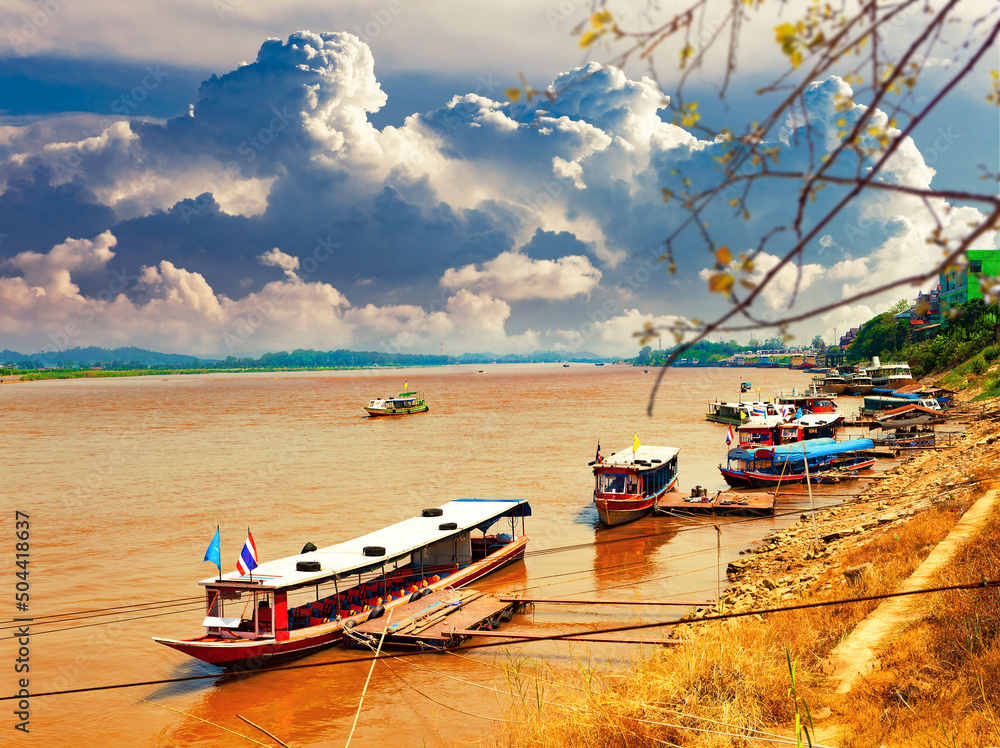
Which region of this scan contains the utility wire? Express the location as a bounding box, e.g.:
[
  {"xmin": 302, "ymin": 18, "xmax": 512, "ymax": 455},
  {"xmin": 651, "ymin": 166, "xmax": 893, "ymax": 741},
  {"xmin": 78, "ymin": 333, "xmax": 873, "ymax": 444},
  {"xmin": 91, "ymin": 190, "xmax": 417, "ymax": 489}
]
[
  {"xmin": 3, "ymin": 474, "xmax": 984, "ymax": 639},
  {"xmin": 2, "ymin": 578, "xmax": 995, "ymax": 702}
]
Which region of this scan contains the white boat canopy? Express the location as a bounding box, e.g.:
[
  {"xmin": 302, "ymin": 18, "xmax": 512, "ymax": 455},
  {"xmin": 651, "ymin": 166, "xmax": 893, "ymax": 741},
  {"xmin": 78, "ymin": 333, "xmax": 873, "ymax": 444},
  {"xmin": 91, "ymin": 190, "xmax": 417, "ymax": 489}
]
[
  {"xmin": 200, "ymin": 498, "xmax": 530, "ymax": 591},
  {"xmin": 599, "ymin": 445, "xmax": 679, "ymax": 469}
]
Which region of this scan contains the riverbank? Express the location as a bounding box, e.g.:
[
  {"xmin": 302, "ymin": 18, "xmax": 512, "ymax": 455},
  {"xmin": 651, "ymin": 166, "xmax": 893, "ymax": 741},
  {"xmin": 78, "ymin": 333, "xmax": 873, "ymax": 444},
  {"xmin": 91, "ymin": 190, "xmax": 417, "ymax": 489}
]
[{"xmin": 501, "ymin": 396, "xmax": 1000, "ymax": 747}]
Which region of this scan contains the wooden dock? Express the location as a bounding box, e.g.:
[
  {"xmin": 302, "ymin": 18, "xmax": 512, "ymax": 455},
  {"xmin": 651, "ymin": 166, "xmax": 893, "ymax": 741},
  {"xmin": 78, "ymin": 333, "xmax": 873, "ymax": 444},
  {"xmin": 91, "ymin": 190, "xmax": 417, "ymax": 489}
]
[
  {"xmin": 655, "ymin": 490, "xmax": 774, "ymax": 516},
  {"xmin": 348, "ymin": 589, "xmax": 517, "ymax": 649}
]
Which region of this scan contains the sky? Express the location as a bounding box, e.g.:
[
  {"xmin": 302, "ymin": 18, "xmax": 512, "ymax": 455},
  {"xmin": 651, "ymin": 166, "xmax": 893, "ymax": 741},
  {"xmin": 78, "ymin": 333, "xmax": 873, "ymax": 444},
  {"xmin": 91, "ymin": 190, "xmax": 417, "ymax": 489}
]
[{"xmin": 0, "ymin": 1, "xmax": 997, "ymax": 358}]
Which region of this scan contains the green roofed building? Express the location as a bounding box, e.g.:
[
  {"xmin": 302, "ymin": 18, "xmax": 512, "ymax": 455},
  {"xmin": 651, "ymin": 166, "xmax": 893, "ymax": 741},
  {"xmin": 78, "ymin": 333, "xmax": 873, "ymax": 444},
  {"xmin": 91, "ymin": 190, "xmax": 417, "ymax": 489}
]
[{"xmin": 939, "ymin": 249, "xmax": 1000, "ymax": 313}]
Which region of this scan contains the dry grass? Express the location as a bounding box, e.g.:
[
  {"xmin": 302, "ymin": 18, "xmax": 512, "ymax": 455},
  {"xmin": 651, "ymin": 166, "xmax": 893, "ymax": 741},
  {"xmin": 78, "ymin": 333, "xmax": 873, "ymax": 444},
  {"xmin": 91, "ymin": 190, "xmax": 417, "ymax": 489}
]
[
  {"xmin": 497, "ymin": 617, "xmax": 826, "ymax": 747},
  {"xmin": 804, "ymin": 497, "xmax": 972, "ymax": 656},
  {"xmin": 497, "ymin": 464, "xmax": 999, "ymax": 747},
  {"xmin": 837, "ymin": 500, "xmax": 1000, "ymax": 748}
]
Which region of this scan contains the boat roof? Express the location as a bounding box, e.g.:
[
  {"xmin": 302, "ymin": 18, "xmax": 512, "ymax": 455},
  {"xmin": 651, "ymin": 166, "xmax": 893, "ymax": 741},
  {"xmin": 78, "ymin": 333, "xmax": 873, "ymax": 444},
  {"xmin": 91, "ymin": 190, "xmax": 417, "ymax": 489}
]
[
  {"xmin": 770, "ymin": 438, "xmax": 874, "ymax": 463},
  {"xmin": 200, "ymin": 498, "xmax": 530, "ymax": 591},
  {"xmin": 871, "ymin": 416, "xmax": 935, "ymax": 429},
  {"xmin": 598, "ymin": 445, "xmax": 679, "ymax": 469},
  {"xmin": 878, "ymin": 405, "xmax": 943, "ymax": 419},
  {"xmin": 738, "ymin": 415, "xmax": 785, "ymax": 430},
  {"xmin": 785, "ymin": 413, "xmax": 844, "ymax": 427}
]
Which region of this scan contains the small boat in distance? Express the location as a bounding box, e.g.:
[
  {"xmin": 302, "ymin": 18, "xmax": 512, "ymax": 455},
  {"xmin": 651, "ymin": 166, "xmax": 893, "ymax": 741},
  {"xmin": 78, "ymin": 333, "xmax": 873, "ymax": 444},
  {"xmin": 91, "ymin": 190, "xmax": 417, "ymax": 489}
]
[
  {"xmin": 844, "ymin": 369, "xmax": 874, "ymax": 396},
  {"xmin": 365, "ymin": 388, "xmax": 428, "ymax": 416},
  {"xmin": 591, "ymin": 444, "xmax": 679, "ymax": 526},
  {"xmin": 773, "ymin": 385, "xmax": 839, "ymax": 415},
  {"xmin": 706, "ymin": 400, "xmax": 780, "ymax": 424},
  {"xmin": 153, "ymin": 499, "xmax": 531, "ymax": 669}
]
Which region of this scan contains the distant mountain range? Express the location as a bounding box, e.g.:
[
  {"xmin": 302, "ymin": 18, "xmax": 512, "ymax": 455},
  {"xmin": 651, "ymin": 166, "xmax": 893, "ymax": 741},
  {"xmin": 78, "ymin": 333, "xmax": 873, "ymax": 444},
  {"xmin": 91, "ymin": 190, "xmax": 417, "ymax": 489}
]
[
  {"xmin": 0, "ymin": 346, "xmax": 214, "ymax": 367},
  {"xmin": 1, "ymin": 346, "xmax": 614, "ymax": 368}
]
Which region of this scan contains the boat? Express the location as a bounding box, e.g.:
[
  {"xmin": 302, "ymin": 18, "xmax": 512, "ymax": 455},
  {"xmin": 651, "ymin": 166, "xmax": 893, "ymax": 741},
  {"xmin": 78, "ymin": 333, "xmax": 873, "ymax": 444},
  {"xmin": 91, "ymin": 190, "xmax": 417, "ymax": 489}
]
[
  {"xmin": 868, "ymin": 356, "xmax": 915, "ymax": 390},
  {"xmin": 719, "ymin": 413, "xmax": 844, "ymax": 487},
  {"xmin": 591, "ymin": 445, "xmax": 679, "ymax": 526},
  {"xmin": 728, "ymin": 413, "xmax": 843, "ymax": 450},
  {"xmin": 811, "ymin": 370, "xmax": 848, "ymax": 395},
  {"xmin": 843, "ymin": 369, "xmax": 874, "ymax": 396},
  {"xmin": 706, "ymin": 400, "xmax": 781, "ymax": 425},
  {"xmin": 741, "ymin": 438, "xmax": 876, "ymax": 488},
  {"xmin": 153, "ymin": 499, "xmax": 531, "ymax": 669},
  {"xmin": 365, "ymin": 390, "xmax": 428, "ymax": 416},
  {"xmin": 861, "ymin": 394, "xmax": 942, "ymax": 415},
  {"xmin": 595, "ymin": 362, "xmax": 605, "ymax": 366},
  {"xmin": 720, "ymin": 438, "xmax": 837, "ymax": 488},
  {"xmin": 773, "ymin": 385, "xmax": 839, "ymax": 415}
]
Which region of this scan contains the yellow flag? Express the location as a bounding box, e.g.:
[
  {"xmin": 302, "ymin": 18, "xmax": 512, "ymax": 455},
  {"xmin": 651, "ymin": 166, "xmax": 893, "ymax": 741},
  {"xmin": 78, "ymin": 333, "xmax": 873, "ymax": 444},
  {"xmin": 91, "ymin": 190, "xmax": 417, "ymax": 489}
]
[{"xmin": 632, "ymin": 433, "xmax": 640, "ymax": 452}]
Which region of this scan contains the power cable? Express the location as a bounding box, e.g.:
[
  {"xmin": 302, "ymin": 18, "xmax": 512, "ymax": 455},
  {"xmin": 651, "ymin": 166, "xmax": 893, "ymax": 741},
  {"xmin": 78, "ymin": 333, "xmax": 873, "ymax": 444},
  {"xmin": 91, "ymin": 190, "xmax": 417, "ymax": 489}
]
[{"xmin": 2, "ymin": 577, "xmax": 994, "ymax": 702}]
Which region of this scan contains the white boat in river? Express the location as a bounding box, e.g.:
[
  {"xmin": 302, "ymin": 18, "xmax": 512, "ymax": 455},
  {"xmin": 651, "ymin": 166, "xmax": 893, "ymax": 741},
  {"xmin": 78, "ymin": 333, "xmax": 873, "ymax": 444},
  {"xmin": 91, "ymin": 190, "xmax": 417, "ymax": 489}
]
[
  {"xmin": 868, "ymin": 356, "xmax": 915, "ymax": 390},
  {"xmin": 153, "ymin": 499, "xmax": 530, "ymax": 669}
]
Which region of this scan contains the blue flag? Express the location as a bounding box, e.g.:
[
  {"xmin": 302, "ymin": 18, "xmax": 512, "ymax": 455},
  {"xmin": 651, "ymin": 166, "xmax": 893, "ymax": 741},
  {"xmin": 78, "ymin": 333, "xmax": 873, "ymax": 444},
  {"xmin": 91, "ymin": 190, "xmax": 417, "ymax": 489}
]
[
  {"xmin": 204, "ymin": 527, "xmax": 221, "ymax": 575},
  {"xmin": 795, "ymin": 408, "xmax": 803, "ymax": 419}
]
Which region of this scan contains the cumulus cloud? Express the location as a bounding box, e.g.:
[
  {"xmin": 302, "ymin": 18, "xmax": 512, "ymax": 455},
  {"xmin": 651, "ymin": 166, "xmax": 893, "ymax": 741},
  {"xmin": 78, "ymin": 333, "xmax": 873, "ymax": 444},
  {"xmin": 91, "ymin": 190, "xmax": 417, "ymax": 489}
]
[
  {"xmin": 0, "ymin": 31, "xmax": 994, "ymax": 357},
  {"xmin": 440, "ymin": 251, "xmax": 601, "ymax": 301},
  {"xmin": 4, "ymin": 231, "xmax": 118, "ymax": 297}
]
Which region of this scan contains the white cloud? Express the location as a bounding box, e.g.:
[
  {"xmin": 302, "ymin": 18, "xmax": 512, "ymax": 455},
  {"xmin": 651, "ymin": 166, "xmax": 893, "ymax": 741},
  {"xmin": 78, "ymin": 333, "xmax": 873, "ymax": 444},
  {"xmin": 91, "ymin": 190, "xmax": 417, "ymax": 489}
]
[
  {"xmin": 699, "ymin": 251, "xmax": 826, "ymax": 312},
  {"xmin": 586, "ymin": 308, "xmax": 689, "ymax": 347},
  {"xmin": 258, "ymin": 248, "xmax": 301, "ymax": 280},
  {"xmin": 0, "ymin": 28, "xmax": 995, "ymax": 356},
  {"xmin": 4, "ymin": 231, "xmax": 117, "ymax": 297},
  {"xmin": 440, "ymin": 251, "xmax": 601, "ymax": 301}
]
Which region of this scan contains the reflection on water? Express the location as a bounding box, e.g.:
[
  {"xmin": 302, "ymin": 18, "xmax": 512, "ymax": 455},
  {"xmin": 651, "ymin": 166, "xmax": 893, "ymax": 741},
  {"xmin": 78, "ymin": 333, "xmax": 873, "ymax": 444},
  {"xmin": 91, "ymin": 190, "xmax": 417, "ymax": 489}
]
[{"xmin": 2, "ymin": 364, "xmax": 823, "ymax": 745}]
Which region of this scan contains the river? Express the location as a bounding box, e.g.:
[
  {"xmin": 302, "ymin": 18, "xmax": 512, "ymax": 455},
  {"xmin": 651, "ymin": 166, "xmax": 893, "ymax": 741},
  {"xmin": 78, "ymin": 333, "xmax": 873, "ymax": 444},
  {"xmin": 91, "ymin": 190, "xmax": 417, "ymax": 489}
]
[{"xmin": 2, "ymin": 364, "xmax": 861, "ymax": 745}]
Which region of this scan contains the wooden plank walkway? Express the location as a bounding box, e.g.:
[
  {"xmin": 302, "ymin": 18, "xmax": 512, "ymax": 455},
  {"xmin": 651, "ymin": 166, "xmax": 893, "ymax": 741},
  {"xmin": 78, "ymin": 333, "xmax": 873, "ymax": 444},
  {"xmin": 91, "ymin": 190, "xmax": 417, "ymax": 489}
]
[
  {"xmin": 655, "ymin": 490, "xmax": 774, "ymax": 516},
  {"xmin": 350, "ymin": 589, "xmax": 515, "ymax": 648}
]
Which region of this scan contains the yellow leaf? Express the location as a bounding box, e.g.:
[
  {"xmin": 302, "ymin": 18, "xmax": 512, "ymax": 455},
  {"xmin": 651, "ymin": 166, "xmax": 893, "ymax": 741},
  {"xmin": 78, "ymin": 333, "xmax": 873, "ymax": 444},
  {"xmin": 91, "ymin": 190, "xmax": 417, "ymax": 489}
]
[
  {"xmin": 592, "ymin": 10, "xmax": 613, "ymax": 28},
  {"xmin": 728, "ymin": 198, "xmax": 739, "ymax": 207},
  {"xmin": 774, "ymin": 23, "xmax": 795, "ymax": 42},
  {"xmin": 715, "ymin": 246, "xmax": 732, "ymax": 265},
  {"xmin": 661, "ymin": 188, "xmax": 672, "ymax": 203},
  {"xmin": 505, "ymin": 88, "xmax": 521, "ymax": 102},
  {"xmin": 740, "ymin": 279, "xmax": 757, "ymax": 291},
  {"xmin": 579, "ymin": 30, "xmax": 598, "ymax": 48},
  {"xmin": 708, "ymin": 272, "xmax": 734, "ymax": 296}
]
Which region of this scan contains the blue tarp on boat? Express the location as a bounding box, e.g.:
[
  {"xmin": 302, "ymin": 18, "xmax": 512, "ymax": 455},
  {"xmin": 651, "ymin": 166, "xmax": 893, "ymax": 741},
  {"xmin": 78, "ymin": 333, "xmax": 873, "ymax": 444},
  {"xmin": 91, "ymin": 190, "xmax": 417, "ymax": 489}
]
[{"xmin": 770, "ymin": 438, "xmax": 875, "ymax": 464}]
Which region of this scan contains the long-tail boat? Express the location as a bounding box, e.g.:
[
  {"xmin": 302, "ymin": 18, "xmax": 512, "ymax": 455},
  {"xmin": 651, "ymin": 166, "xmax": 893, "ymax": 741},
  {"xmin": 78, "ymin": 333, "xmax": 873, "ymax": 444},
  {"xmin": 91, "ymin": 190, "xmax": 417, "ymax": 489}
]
[{"xmin": 153, "ymin": 499, "xmax": 530, "ymax": 669}]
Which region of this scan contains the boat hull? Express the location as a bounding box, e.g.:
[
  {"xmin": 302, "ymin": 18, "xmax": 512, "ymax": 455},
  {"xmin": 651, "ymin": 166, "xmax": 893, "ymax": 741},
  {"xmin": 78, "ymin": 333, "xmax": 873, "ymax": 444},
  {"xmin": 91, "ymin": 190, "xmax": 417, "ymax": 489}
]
[
  {"xmin": 594, "ymin": 496, "xmax": 656, "ymax": 526},
  {"xmin": 844, "ymin": 384, "xmax": 874, "ymax": 396},
  {"xmin": 594, "ymin": 478, "xmax": 676, "ymax": 527},
  {"xmin": 719, "ymin": 466, "xmax": 753, "ymax": 488},
  {"xmin": 364, "ymin": 404, "xmax": 429, "ymax": 416},
  {"xmin": 744, "ymin": 458, "xmax": 875, "ymax": 488},
  {"xmin": 154, "ymin": 536, "xmax": 527, "ymax": 670}
]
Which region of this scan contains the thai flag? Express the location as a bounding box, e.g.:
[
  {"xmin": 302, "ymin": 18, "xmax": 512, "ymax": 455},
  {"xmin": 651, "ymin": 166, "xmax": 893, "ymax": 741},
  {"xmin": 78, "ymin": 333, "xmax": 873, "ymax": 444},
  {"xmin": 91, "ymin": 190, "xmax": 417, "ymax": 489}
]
[
  {"xmin": 595, "ymin": 441, "xmax": 603, "ymax": 464},
  {"xmin": 752, "ymin": 407, "xmax": 766, "ymax": 416},
  {"xmin": 237, "ymin": 530, "xmax": 258, "ymax": 576},
  {"xmin": 726, "ymin": 425, "xmax": 734, "ymax": 445}
]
